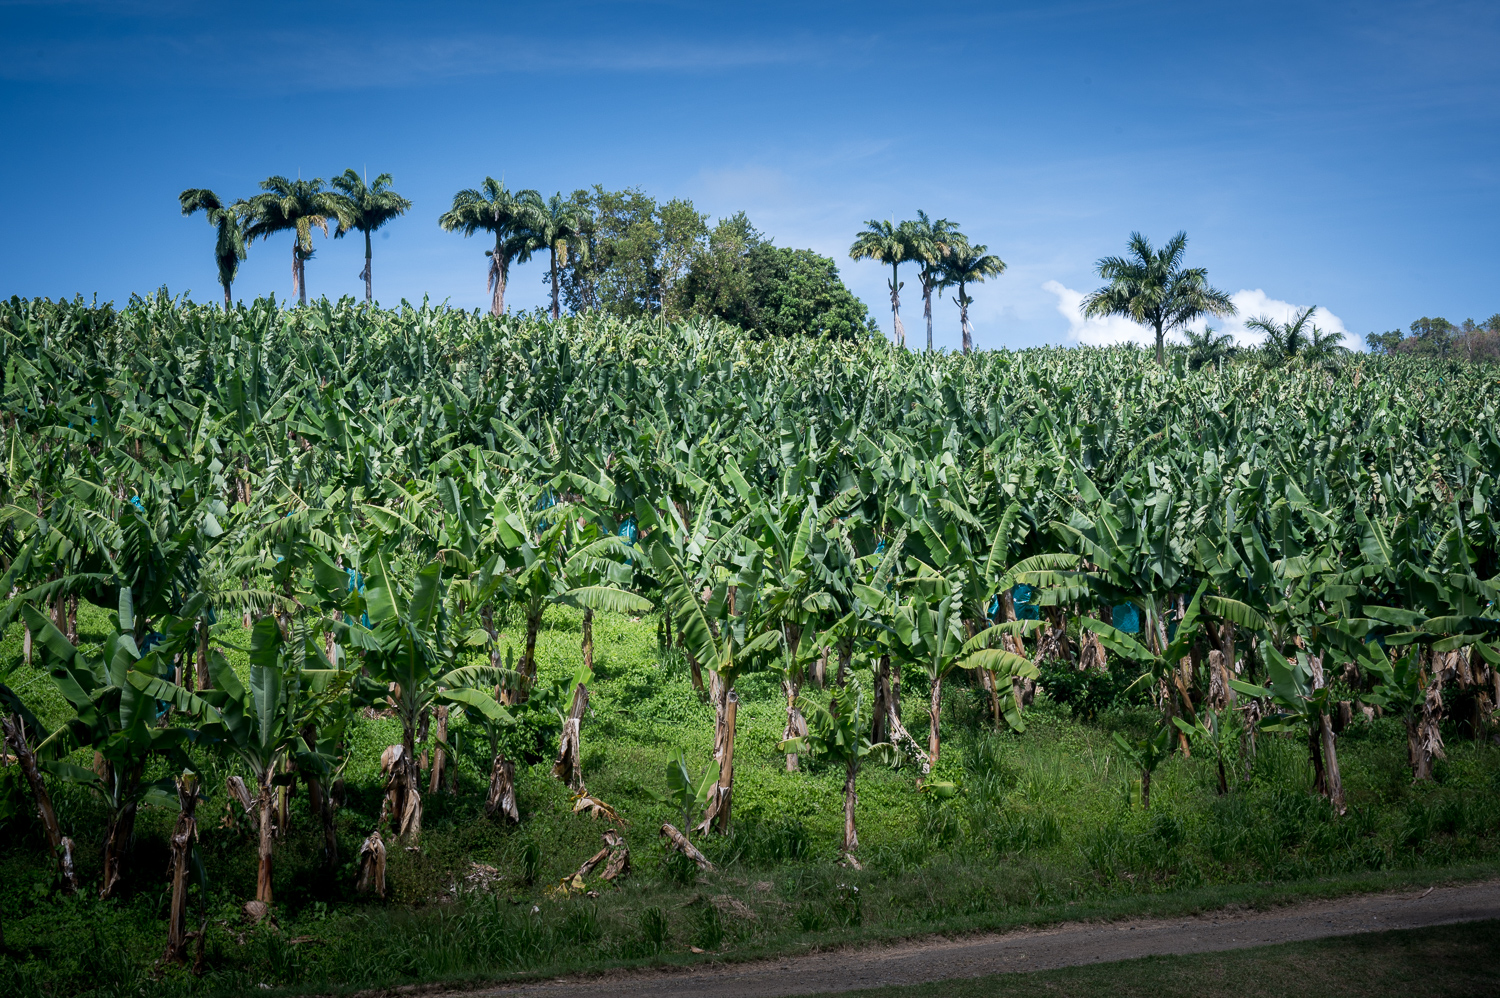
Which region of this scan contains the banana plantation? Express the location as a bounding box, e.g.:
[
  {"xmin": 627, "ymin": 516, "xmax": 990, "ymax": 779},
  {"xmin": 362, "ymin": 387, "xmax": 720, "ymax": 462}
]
[{"xmin": 0, "ymin": 292, "xmax": 1497, "ymax": 996}]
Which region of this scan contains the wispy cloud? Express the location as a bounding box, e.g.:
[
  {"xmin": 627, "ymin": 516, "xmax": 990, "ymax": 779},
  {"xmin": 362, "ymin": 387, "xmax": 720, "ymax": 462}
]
[{"xmin": 0, "ymin": 27, "xmax": 822, "ymax": 90}]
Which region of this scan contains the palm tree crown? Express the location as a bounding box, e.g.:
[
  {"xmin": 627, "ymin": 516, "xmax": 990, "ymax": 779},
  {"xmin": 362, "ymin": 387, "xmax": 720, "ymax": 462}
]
[
  {"xmin": 522, "ymin": 192, "xmax": 592, "ymax": 321},
  {"xmin": 438, "ymin": 178, "xmax": 541, "ymax": 317},
  {"xmin": 938, "ymin": 241, "xmax": 1006, "ymax": 355},
  {"xmin": 849, "ymin": 219, "xmax": 914, "ymax": 347},
  {"xmin": 1082, "ymin": 231, "xmax": 1236, "ymax": 365},
  {"xmin": 331, "ymin": 170, "xmax": 411, "ymax": 304},
  {"xmin": 243, "ymin": 177, "xmax": 349, "ymax": 307},
  {"xmin": 909, "ymin": 211, "xmax": 964, "ymax": 352},
  {"xmin": 1249, "ymin": 306, "xmax": 1347, "ymax": 368},
  {"xmin": 1181, "ymin": 326, "xmax": 1237, "ymax": 370},
  {"xmin": 178, "ymin": 188, "xmax": 248, "ymax": 310}
]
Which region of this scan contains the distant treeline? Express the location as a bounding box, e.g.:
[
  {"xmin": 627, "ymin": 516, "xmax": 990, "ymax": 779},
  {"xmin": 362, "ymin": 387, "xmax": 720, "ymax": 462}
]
[{"xmin": 1366, "ymin": 315, "xmax": 1500, "ymax": 363}]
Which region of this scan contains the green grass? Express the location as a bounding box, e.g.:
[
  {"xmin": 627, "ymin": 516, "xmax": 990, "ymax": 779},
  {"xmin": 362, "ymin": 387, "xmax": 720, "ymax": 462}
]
[
  {"xmin": 832, "ymin": 919, "xmax": 1500, "ymax": 998},
  {"xmin": 2, "ymin": 601, "xmax": 1500, "ymax": 998}
]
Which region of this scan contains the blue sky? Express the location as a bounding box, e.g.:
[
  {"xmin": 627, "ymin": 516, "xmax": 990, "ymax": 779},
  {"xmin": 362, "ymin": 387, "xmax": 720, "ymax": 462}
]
[{"xmin": 1, "ymin": 0, "xmax": 1496, "ymax": 350}]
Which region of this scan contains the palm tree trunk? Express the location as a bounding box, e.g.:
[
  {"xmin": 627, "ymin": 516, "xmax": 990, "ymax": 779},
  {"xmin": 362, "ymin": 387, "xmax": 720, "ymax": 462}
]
[
  {"xmin": 889, "ymin": 263, "xmax": 904, "ymax": 347},
  {"xmin": 1155, "ymin": 319, "xmax": 1165, "ymax": 366},
  {"xmin": 960, "ymin": 283, "xmax": 972, "ymax": 354},
  {"xmin": 363, "ymin": 229, "xmax": 373, "ymax": 303},
  {"xmin": 223, "ymin": 280, "xmax": 233, "ymax": 311},
  {"xmin": 923, "ymin": 279, "xmax": 933, "ymax": 352},
  {"xmin": 550, "ymin": 248, "xmax": 561, "ymax": 321}
]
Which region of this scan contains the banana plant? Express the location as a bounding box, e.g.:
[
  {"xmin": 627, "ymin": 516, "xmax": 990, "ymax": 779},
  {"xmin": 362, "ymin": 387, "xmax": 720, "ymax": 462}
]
[
  {"xmin": 20, "ymin": 592, "xmax": 202, "ymax": 898},
  {"xmin": 780, "ymin": 679, "xmax": 897, "ymax": 867},
  {"xmin": 642, "ymin": 494, "xmax": 769, "ymax": 834},
  {"xmin": 0, "ymin": 663, "xmax": 78, "ymax": 892},
  {"xmin": 657, "ymin": 748, "xmax": 719, "ymax": 836},
  {"xmin": 1112, "ymin": 722, "xmax": 1175, "ymax": 809},
  {"xmin": 143, "ymin": 616, "xmax": 347, "ymax": 904},
  {"xmin": 347, "ymin": 551, "xmax": 512, "ymax": 843},
  {"xmin": 1172, "ymin": 707, "xmax": 1237, "ymax": 795}
]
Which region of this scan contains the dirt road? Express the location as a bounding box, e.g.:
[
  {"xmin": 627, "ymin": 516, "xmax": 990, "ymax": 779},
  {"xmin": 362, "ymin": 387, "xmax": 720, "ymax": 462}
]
[{"xmin": 463, "ymin": 880, "xmax": 1500, "ymax": 998}]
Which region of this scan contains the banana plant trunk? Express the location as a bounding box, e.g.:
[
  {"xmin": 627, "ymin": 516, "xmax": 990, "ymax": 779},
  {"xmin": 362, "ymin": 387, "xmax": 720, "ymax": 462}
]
[
  {"xmin": 698, "ymin": 689, "xmax": 737, "ymax": 835},
  {"xmin": 1411, "ymin": 657, "xmax": 1446, "ymax": 781},
  {"xmin": 783, "ymin": 676, "xmax": 808, "ymax": 772},
  {"xmin": 842, "ymin": 755, "xmax": 860, "ymax": 865},
  {"xmin": 553, "ymin": 681, "xmax": 588, "ymax": 790},
  {"xmin": 163, "ymin": 775, "xmax": 198, "ymax": 965},
  {"xmin": 1318, "ymin": 712, "xmax": 1345, "ymax": 813},
  {"xmin": 428, "ymin": 705, "xmax": 450, "ymax": 795},
  {"xmin": 256, "ymin": 771, "xmax": 275, "ymax": 903},
  {"xmin": 876, "ymin": 660, "xmax": 929, "ymax": 774},
  {"xmin": 507, "ymin": 607, "xmax": 542, "ymax": 705},
  {"xmin": 870, "ymin": 654, "xmax": 890, "ymax": 745},
  {"xmin": 2, "ymin": 713, "xmax": 77, "ymax": 893},
  {"xmin": 485, "ymin": 752, "xmax": 519, "ymax": 822},
  {"xmin": 100, "ymin": 763, "xmax": 143, "ymax": 900},
  {"xmin": 927, "ymin": 675, "xmax": 943, "ymax": 768}
]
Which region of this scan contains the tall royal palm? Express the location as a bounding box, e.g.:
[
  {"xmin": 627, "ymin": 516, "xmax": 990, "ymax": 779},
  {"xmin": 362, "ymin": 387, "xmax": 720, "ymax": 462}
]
[
  {"xmin": 909, "ymin": 211, "xmax": 963, "ymax": 351},
  {"xmin": 330, "ymin": 170, "xmax": 411, "ymax": 304},
  {"xmin": 178, "ymin": 189, "xmax": 248, "ymax": 310},
  {"xmin": 849, "ymin": 219, "xmax": 914, "ymax": 347},
  {"xmin": 243, "ymin": 177, "xmax": 348, "ymax": 307},
  {"xmin": 1082, "ymin": 231, "xmax": 1236, "ymax": 366},
  {"xmin": 523, "ymin": 192, "xmax": 592, "ymax": 321},
  {"xmin": 939, "ymin": 241, "xmax": 1006, "ymax": 354},
  {"xmin": 438, "ymin": 178, "xmax": 540, "ymax": 317}
]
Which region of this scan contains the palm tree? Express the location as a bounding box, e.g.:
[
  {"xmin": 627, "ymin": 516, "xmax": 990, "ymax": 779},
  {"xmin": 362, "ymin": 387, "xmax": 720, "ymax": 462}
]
[
  {"xmin": 939, "ymin": 241, "xmax": 1006, "ymax": 354},
  {"xmin": 438, "ymin": 178, "xmax": 540, "ymax": 317},
  {"xmin": 1304, "ymin": 324, "xmax": 1349, "ymax": 368},
  {"xmin": 243, "ymin": 177, "xmax": 348, "ymax": 307},
  {"xmin": 523, "ymin": 192, "xmax": 592, "ymax": 321},
  {"xmin": 849, "ymin": 220, "xmax": 914, "ymax": 347},
  {"xmin": 909, "ymin": 212, "xmax": 963, "ymax": 351},
  {"xmin": 1082, "ymin": 232, "xmax": 1236, "ymax": 366},
  {"xmin": 1181, "ymin": 326, "xmax": 1237, "ymax": 370},
  {"xmin": 178, "ymin": 189, "xmax": 248, "ymax": 309},
  {"xmin": 1247, "ymin": 305, "xmax": 1317, "ymax": 364},
  {"xmin": 330, "ymin": 170, "xmax": 411, "ymax": 304}
]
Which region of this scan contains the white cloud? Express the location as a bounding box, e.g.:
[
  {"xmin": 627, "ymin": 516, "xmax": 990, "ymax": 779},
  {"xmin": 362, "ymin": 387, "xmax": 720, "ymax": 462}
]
[
  {"xmin": 1043, "ymin": 282, "xmax": 1359, "ymax": 350},
  {"xmin": 1202, "ymin": 290, "xmax": 1357, "ymax": 350},
  {"xmin": 1041, "ymin": 279, "xmax": 1154, "ymax": 346}
]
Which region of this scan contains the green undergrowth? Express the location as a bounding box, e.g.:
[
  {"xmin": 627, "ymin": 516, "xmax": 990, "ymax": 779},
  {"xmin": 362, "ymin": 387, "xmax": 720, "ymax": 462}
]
[{"xmin": 2, "ymin": 603, "xmax": 1500, "ymax": 998}]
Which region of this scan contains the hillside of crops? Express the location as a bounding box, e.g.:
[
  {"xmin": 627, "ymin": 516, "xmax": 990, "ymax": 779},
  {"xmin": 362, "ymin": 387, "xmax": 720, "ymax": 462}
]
[{"xmin": 0, "ymin": 293, "xmax": 1498, "ymax": 997}]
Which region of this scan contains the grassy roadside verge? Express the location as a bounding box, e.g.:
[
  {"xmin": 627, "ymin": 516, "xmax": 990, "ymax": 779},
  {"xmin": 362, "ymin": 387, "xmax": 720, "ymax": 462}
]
[
  {"xmin": 124, "ymin": 864, "xmax": 1500, "ymax": 997},
  {"xmin": 829, "ymin": 918, "xmax": 1500, "ymax": 998}
]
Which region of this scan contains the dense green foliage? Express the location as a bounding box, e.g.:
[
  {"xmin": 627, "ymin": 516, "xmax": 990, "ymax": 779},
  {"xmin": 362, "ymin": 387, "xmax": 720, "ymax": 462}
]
[
  {"xmin": 676, "ymin": 213, "xmax": 878, "ymax": 340},
  {"xmin": 0, "ymin": 293, "xmax": 1498, "ymax": 996},
  {"xmin": 1366, "ymin": 314, "xmax": 1500, "ymax": 363}
]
